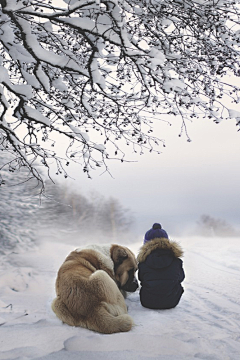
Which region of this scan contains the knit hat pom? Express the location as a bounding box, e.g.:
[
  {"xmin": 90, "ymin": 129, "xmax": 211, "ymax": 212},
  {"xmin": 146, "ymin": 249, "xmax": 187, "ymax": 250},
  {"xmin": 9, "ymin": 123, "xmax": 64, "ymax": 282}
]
[
  {"xmin": 152, "ymin": 223, "xmax": 161, "ymax": 230},
  {"xmin": 144, "ymin": 223, "xmax": 168, "ymax": 244}
]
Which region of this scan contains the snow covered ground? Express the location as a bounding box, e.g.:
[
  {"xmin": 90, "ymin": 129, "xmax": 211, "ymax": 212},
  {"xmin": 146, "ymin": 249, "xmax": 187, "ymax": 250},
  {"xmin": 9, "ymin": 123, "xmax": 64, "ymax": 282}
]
[{"xmin": 1, "ymin": 234, "xmax": 240, "ymax": 360}]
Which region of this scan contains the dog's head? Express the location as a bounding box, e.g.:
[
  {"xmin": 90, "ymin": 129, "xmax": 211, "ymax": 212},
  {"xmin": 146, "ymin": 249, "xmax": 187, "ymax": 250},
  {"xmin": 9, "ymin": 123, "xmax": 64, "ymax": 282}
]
[{"xmin": 111, "ymin": 245, "xmax": 138, "ymax": 293}]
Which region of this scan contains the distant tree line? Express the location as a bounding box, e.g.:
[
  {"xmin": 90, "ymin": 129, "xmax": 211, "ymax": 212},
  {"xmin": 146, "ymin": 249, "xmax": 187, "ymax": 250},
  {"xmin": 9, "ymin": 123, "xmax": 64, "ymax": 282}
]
[
  {"xmin": 196, "ymin": 215, "xmax": 239, "ymax": 237},
  {"xmin": 0, "ymin": 153, "xmax": 134, "ymax": 254},
  {"xmin": 37, "ymin": 181, "xmax": 134, "ymax": 241}
]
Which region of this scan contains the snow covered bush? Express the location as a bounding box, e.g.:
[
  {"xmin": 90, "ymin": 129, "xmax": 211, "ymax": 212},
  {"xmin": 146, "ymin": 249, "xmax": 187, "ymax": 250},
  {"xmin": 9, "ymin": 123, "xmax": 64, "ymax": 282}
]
[
  {"xmin": 0, "ymin": 0, "xmax": 239, "ymax": 185},
  {"xmin": 0, "ymin": 152, "xmax": 38, "ymax": 255}
]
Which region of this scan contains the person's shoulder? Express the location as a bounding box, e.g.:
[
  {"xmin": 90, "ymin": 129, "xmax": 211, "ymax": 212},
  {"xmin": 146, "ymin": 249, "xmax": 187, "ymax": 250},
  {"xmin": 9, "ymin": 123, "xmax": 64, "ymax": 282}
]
[{"xmin": 137, "ymin": 238, "xmax": 183, "ymax": 263}]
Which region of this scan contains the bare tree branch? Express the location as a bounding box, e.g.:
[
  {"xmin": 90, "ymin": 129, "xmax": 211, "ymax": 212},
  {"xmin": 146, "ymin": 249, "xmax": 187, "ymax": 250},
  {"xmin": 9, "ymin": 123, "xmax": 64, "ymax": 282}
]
[{"xmin": 0, "ymin": 0, "xmax": 239, "ymax": 187}]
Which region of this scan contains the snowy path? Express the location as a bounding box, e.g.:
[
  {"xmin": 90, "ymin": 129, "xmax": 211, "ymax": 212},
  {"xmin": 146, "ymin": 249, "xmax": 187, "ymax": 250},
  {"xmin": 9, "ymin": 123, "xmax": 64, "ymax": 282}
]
[{"xmin": 0, "ymin": 237, "xmax": 240, "ymax": 360}]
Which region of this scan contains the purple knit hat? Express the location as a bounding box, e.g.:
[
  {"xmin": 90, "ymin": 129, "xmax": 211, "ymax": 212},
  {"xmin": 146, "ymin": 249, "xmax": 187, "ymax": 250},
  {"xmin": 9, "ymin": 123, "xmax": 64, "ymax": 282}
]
[{"xmin": 144, "ymin": 223, "xmax": 168, "ymax": 244}]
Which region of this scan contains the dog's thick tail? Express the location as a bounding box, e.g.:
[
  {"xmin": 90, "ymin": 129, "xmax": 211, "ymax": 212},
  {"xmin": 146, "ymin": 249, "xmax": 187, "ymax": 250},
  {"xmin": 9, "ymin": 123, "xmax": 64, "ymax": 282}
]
[
  {"xmin": 87, "ymin": 305, "xmax": 134, "ymax": 334},
  {"xmin": 88, "ymin": 303, "xmax": 134, "ymax": 334},
  {"xmin": 52, "ymin": 297, "xmax": 134, "ymax": 333}
]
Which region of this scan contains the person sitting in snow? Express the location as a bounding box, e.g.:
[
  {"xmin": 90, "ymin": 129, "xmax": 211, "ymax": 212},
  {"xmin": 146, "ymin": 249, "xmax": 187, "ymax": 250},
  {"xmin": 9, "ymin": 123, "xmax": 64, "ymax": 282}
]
[{"xmin": 137, "ymin": 223, "xmax": 185, "ymax": 309}]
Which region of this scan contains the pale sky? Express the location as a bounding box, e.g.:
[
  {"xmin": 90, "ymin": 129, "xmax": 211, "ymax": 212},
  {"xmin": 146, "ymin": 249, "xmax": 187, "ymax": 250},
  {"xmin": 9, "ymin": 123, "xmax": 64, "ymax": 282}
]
[{"xmin": 60, "ymin": 116, "xmax": 240, "ymax": 236}]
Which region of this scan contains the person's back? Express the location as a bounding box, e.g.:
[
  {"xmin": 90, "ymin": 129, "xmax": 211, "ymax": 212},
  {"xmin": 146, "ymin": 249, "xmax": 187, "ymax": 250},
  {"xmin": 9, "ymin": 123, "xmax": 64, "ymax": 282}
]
[{"xmin": 137, "ymin": 223, "xmax": 185, "ymax": 309}]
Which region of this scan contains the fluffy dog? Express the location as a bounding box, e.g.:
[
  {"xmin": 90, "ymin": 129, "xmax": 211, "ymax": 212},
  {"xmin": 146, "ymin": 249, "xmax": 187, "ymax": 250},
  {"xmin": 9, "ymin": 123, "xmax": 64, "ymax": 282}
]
[{"xmin": 51, "ymin": 244, "xmax": 138, "ymax": 334}]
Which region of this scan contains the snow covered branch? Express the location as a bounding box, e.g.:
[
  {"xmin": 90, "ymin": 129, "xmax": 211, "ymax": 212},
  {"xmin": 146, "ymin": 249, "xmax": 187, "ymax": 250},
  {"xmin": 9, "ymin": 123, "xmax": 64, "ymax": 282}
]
[{"xmin": 0, "ymin": 0, "xmax": 240, "ymax": 184}]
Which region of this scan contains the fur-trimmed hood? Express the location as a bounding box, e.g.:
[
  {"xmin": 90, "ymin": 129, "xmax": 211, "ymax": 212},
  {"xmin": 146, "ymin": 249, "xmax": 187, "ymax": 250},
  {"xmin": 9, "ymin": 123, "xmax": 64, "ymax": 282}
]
[{"xmin": 137, "ymin": 238, "xmax": 183, "ymax": 263}]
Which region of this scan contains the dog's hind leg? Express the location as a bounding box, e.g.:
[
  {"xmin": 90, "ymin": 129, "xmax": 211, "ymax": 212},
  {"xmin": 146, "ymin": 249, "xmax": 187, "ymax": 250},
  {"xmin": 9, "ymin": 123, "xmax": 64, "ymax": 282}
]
[
  {"xmin": 51, "ymin": 297, "xmax": 81, "ymax": 327},
  {"xmin": 89, "ymin": 270, "xmax": 127, "ymax": 310},
  {"xmin": 86, "ymin": 271, "xmax": 134, "ymax": 333}
]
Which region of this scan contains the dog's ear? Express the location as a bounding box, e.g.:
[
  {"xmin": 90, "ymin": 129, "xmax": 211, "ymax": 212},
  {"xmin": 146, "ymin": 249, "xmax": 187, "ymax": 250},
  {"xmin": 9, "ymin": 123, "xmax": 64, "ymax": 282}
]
[{"xmin": 111, "ymin": 246, "xmax": 128, "ymax": 265}]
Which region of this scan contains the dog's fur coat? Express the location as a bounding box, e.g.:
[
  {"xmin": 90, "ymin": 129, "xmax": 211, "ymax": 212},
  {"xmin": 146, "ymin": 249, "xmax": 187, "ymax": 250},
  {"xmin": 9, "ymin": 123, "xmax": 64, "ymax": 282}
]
[{"xmin": 52, "ymin": 244, "xmax": 138, "ymax": 334}]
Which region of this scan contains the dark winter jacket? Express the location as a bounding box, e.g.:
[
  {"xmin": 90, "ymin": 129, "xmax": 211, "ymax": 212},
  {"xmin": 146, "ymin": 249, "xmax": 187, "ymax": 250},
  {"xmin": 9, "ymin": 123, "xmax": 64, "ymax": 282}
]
[{"xmin": 137, "ymin": 238, "xmax": 185, "ymax": 309}]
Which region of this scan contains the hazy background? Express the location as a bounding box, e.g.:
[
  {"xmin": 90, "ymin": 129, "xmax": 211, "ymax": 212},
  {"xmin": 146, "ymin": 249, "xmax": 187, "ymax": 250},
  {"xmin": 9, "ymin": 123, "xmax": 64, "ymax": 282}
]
[{"xmin": 57, "ymin": 116, "xmax": 240, "ymax": 237}]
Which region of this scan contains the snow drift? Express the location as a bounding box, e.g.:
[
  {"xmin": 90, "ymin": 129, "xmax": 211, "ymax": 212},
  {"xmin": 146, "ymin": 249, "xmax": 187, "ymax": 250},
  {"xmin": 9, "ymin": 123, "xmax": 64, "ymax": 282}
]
[{"xmin": 1, "ymin": 235, "xmax": 240, "ymax": 360}]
